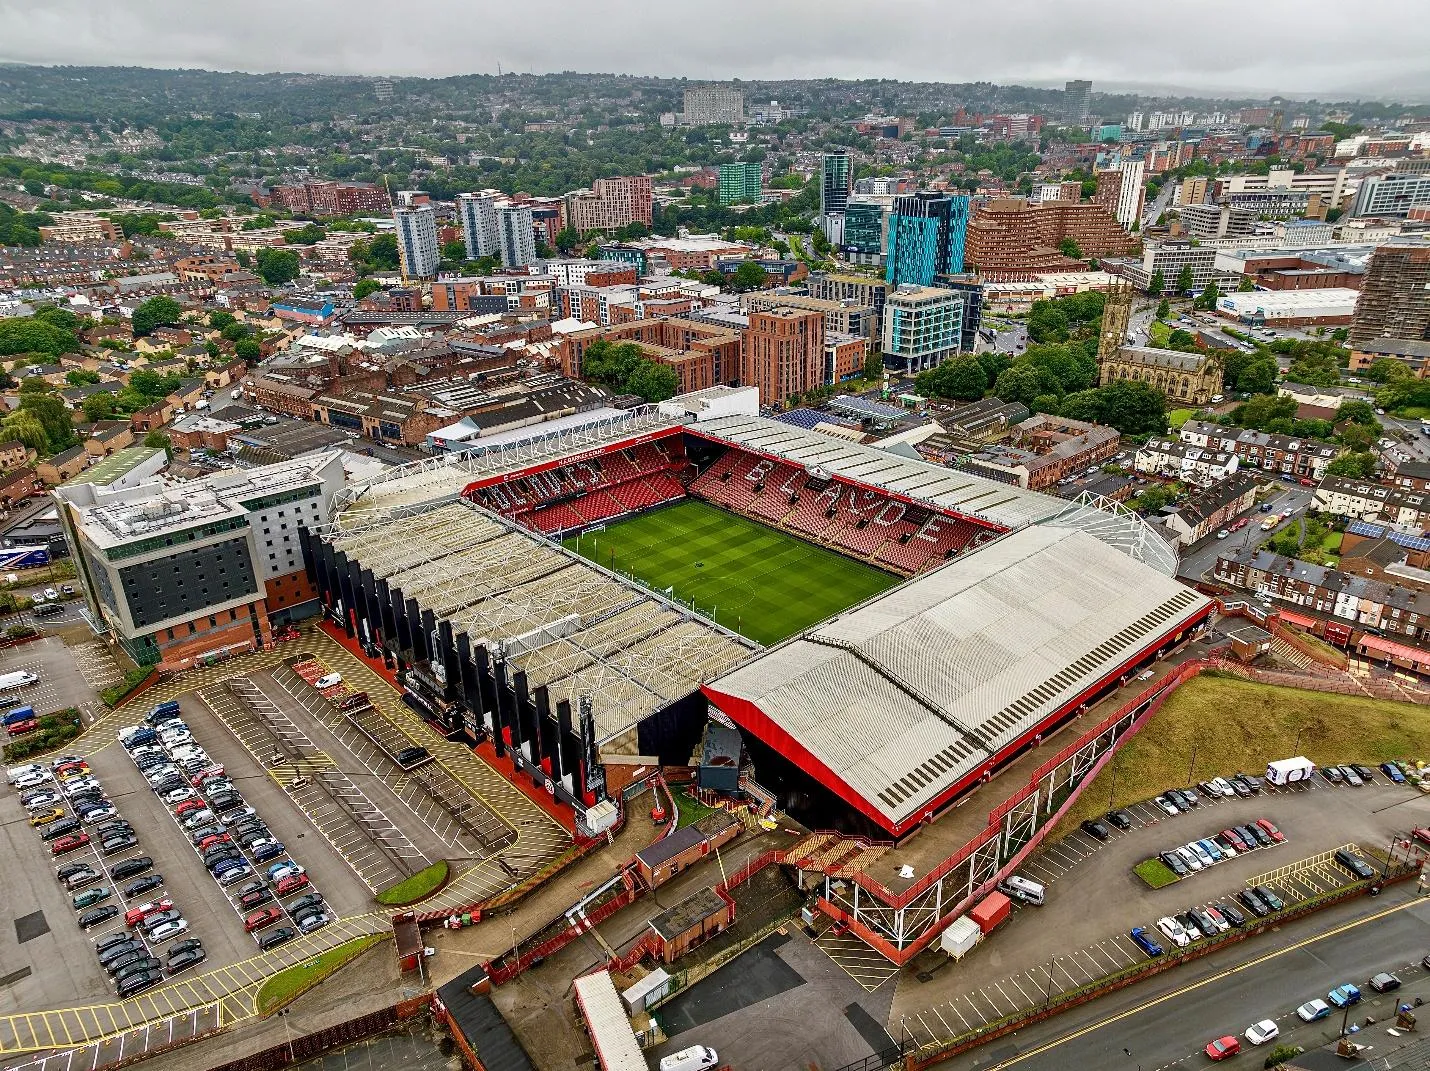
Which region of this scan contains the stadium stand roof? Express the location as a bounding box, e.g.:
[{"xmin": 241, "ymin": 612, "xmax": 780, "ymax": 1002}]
[
  {"xmin": 693, "ymin": 415, "xmax": 1067, "ymax": 530},
  {"xmin": 332, "ymin": 406, "xmax": 684, "ymax": 525},
  {"xmin": 325, "ymin": 499, "xmax": 755, "ymax": 745},
  {"xmin": 703, "ymin": 525, "xmax": 1211, "ymax": 836}
]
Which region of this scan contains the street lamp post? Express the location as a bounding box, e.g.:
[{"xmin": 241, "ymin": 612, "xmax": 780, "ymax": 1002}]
[
  {"xmin": 1042, "ymin": 959, "xmax": 1057, "ymax": 1010},
  {"xmin": 1187, "ymin": 746, "xmax": 1198, "ymax": 786}
]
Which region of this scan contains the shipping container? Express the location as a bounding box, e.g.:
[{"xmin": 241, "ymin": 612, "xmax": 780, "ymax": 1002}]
[
  {"xmin": 969, "ymin": 891, "xmax": 1012, "ymax": 933},
  {"xmin": 939, "ymin": 916, "xmax": 983, "ymax": 960}
]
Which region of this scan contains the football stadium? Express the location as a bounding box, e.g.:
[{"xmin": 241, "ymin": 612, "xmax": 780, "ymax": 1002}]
[{"xmin": 307, "ymin": 389, "xmax": 1211, "ymax": 841}]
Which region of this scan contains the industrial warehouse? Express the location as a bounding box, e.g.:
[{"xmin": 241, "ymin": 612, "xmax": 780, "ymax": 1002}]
[{"xmin": 305, "ymin": 395, "xmax": 1211, "ymax": 840}]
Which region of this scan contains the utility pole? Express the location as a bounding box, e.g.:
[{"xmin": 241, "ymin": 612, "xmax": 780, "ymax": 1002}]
[{"xmin": 1187, "ymin": 746, "xmax": 1198, "ymax": 785}]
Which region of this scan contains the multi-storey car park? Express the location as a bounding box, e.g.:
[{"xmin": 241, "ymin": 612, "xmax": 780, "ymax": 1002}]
[{"xmin": 304, "ymin": 388, "xmax": 1211, "ymax": 956}]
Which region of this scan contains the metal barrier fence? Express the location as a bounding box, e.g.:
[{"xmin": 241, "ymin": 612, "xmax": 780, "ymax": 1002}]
[{"xmin": 207, "ymin": 997, "xmax": 431, "ymax": 1071}]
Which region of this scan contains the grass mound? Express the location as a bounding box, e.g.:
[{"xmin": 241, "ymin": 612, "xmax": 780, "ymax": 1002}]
[
  {"xmin": 1056, "ymin": 674, "xmax": 1430, "ymax": 836},
  {"xmin": 375, "ymin": 860, "xmax": 450, "ymax": 906},
  {"xmin": 564, "ymin": 499, "xmax": 898, "ymax": 645},
  {"xmin": 1133, "ymin": 858, "xmax": 1180, "ymax": 889},
  {"xmin": 256, "ymin": 935, "xmax": 386, "ymax": 1016}
]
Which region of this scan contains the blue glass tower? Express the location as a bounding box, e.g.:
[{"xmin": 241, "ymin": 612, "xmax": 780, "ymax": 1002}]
[{"xmin": 885, "ymin": 193, "xmax": 969, "ymax": 287}]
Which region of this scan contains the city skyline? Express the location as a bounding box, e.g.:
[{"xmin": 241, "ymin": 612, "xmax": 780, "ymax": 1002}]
[{"xmin": 1, "ymin": 0, "xmax": 1427, "ymax": 99}]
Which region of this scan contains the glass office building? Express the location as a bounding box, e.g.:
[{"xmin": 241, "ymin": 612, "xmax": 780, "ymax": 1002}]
[{"xmin": 885, "ymin": 193, "xmax": 970, "ymax": 288}]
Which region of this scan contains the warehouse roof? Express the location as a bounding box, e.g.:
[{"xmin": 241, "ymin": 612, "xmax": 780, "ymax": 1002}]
[
  {"xmin": 705, "ymin": 525, "xmax": 1210, "ymax": 832},
  {"xmin": 693, "ymin": 414, "xmax": 1066, "ymax": 530}
]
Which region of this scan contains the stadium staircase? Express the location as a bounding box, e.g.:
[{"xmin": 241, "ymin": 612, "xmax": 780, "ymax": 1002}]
[{"xmin": 785, "ymin": 831, "xmax": 890, "ymax": 879}]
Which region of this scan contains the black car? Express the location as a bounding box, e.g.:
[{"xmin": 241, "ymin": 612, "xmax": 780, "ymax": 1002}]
[
  {"xmin": 1228, "ymin": 776, "xmax": 1254, "ymax": 798},
  {"xmin": 96, "ymin": 930, "xmax": 139, "ymax": 954},
  {"xmin": 97, "ymin": 940, "xmax": 144, "ymax": 968},
  {"xmin": 257, "ymin": 925, "xmax": 297, "ymax": 951},
  {"xmin": 103, "ymin": 947, "xmax": 150, "ymax": 974},
  {"xmin": 1080, "ymin": 819, "xmax": 1111, "ymax": 842},
  {"xmin": 95, "ymin": 819, "xmax": 133, "ymax": 836},
  {"xmin": 1196, "ymin": 781, "xmax": 1221, "ymax": 799},
  {"xmin": 1236, "ymin": 825, "xmax": 1263, "ymax": 850},
  {"xmin": 115, "ymin": 956, "xmax": 162, "ymax": 985},
  {"xmin": 291, "ymin": 901, "xmax": 326, "ymax": 925},
  {"xmin": 395, "ymin": 746, "xmax": 429, "ymax": 767},
  {"xmin": 151, "ymin": 777, "xmax": 185, "ymax": 795},
  {"xmin": 1239, "ymin": 773, "xmax": 1264, "ymax": 793},
  {"xmin": 208, "ymin": 792, "xmax": 244, "ymax": 812},
  {"xmin": 239, "ymin": 888, "xmax": 275, "ymax": 910},
  {"xmin": 78, "ymin": 905, "xmax": 120, "ymax": 930},
  {"xmin": 188, "ymin": 825, "xmax": 223, "ymax": 845},
  {"xmin": 237, "ymin": 830, "xmax": 271, "ymax": 849},
  {"xmin": 205, "ymin": 851, "xmax": 242, "ymax": 872},
  {"xmin": 110, "ymin": 856, "xmax": 154, "ymax": 882},
  {"xmin": 1237, "ymin": 888, "xmax": 1270, "ymax": 918},
  {"xmin": 101, "ymin": 833, "xmax": 138, "ymax": 855},
  {"xmin": 57, "ymin": 861, "xmax": 93, "ymax": 882},
  {"xmin": 1369, "ymin": 972, "xmax": 1401, "ymax": 993},
  {"xmin": 166, "ymin": 947, "xmax": 206, "ymax": 975},
  {"xmin": 235, "ymin": 879, "xmax": 266, "ymax": 898},
  {"xmin": 1106, "ymin": 809, "xmax": 1133, "ymax": 830},
  {"xmin": 1351, "ymin": 764, "xmax": 1377, "ymax": 783},
  {"xmin": 1322, "ymin": 765, "xmax": 1345, "ymax": 784},
  {"xmin": 285, "ymin": 892, "xmax": 325, "ymax": 914},
  {"xmin": 1188, "ymin": 907, "xmax": 1218, "ymax": 937},
  {"xmin": 1253, "ymin": 884, "xmax": 1285, "ymax": 911},
  {"xmin": 1160, "ymin": 850, "xmax": 1189, "ymax": 876},
  {"xmin": 1334, "ymin": 848, "xmax": 1375, "ymax": 879},
  {"xmin": 116, "ymin": 969, "xmax": 163, "ymax": 998},
  {"xmin": 39, "ymin": 817, "xmax": 82, "ymax": 841},
  {"xmin": 167, "ymin": 937, "xmax": 203, "ymax": 959},
  {"xmin": 123, "ymin": 874, "xmax": 165, "ymax": 899},
  {"xmin": 1216, "ymin": 901, "xmax": 1246, "ymax": 927},
  {"xmin": 62, "ymin": 866, "xmax": 102, "ymax": 890},
  {"xmin": 1172, "ymin": 788, "xmax": 1199, "ymax": 809},
  {"xmin": 1246, "ymin": 824, "xmax": 1275, "ymax": 849}
]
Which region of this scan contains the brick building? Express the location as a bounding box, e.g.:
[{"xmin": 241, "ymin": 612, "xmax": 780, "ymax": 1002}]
[
  {"xmin": 958, "ymin": 413, "xmax": 1119, "ymax": 490},
  {"xmin": 560, "ymin": 318, "xmax": 743, "ymax": 397},
  {"xmin": 565, "ymin": 176, "xmax": 653, "ymax": 233},
  {"xmin": 1181, "ymin": 420, "xmax": 1338, "ymax": 481},
  {"xmin": 964, "ymin": 198, "xmax": 1137, "ymax": 280},
  {"xmin": 741, "ymin": 307, "xmax": 824, "ymax": 405},
  {"xmin": 269, "ymin": 181, "xmax": 390, "ymax": 216}
]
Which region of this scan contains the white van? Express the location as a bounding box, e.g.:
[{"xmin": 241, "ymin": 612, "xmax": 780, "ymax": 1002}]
[
  {"xmin": 997, "ymin": 874, "xmax": 1046, "ymax": 906},
  {"xmin": 660, "ymin": 1047, "xmax": 719, "ymax": 1071}
]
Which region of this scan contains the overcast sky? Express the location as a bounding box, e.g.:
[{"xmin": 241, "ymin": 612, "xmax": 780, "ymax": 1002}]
[{"xmin": 1, "ymin": 0, "xmax": 1425, "ymax": 100}]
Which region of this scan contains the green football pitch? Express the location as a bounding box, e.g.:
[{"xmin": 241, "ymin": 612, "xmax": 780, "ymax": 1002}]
[{"xmin": 563, "ymin": 499, "xmax": 900, "ymax": 646}]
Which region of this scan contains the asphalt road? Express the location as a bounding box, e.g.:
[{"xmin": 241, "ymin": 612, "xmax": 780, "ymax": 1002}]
[
  {"xmin": 938, "ymin": 886, "xmax": 1430, "ymax": 1071},
  {"xmin": 1175, "ymin": 485, "xmax": 1314, "ymax": 585}
]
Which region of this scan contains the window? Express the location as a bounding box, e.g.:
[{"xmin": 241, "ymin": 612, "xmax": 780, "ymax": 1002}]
[{"xmin": 188, "ymin": 622, "xmax": 196, "ymax": 635}]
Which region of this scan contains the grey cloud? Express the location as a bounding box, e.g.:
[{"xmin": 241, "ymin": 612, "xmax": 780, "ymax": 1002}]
[{"xmin": 0, "ymin": 0, "xmax": 1425, "ymax": 99}]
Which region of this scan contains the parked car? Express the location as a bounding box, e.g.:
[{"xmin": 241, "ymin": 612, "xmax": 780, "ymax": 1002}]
[
  {"xmin": 97, "ymin": 940, "xmax": 144, "ymax": 968},
  {"xmin": 267, "ymin": 862, "xmax": 305, "ymax": 883},
  {"xmin": 100, "ymin": 833, "xmax": 138, "ymax": 855},
  {"xmin": 1339, "ymin": 765, "xmax": 1363, "ymax": 787},
  {"xmin": 1381, "ymin": 763, "xmax": 1407, "ymax": 784},
  {"xmin": 1202, "ymin": 906, "xmax": 1230, "ymax": 933},
  {"xmin": 1106, "ymin": 809, "xmax": 1133, "ymax": 830},
  {"xmin": 1130, "ymin": 926, "xmax": 1164, "ymax": 957},
  {"xmin": 1369, "ymin": 972, "xmax": 1401, "ymax": 993},
  {"xmin": 1351, "ymin": 764, "xmax": 1376, "ymax": 783},
  {"xmin": 257, "ymin": 926, "xmax": 297, "ymax": 951},
  {"xmin": 1328, "ymin": 984, "xmax": 1362, "ymax": 1007},
  {"xmin": 1159, "ymin": 851, "xmax": 1188, "ymax": 877},
  {"xmin": 1296, "ymin": 999, "xmax": 1331, "ymax": 1022},
  {"xmin": 1157, "ymin": 916, "xmax": 1190, "ymax": 948},
  {"xmin": 78, "ymin": 905, "xmax": 120, "ymax": 930},
  {"xmin": 1237, "ymin": 889, "xmax": 1270, "ymax": 918},
  {"xmin": 1216, "ymin": 902, "xmax": 1245, "ymax": 927},
  {"xmin": 216, "ymin": 864, "xmax": 253, "ymax": 886},
  {"xmin": 1334, "ymin": 849, "xmax": 1375, "ymax": 880},
  {"xmin": 1155, "ymin": 793, "xmax": 1182, "ymax": 814},
  {"xmin": 1255, "ymin": 818, "xmax": 1285, "ymax": 843},
  {"xmin": 148, "ymin": 918, "xmax": 189, "ymax": 944},
  {"xmin": 238, "ymin": 887, "xmax": 275, "ymax": 910},
  {"xmin": 1206, "ymin": 1036, "xmax": 1241, "ymax": 1061},
  {"xmin": 296, "ymin": 911, "xmax": 330, "ymax": 934},
  {"xmin": 250, "ymin": 839, "xmax": 286, "ymax": 862},
  {"xmin": 274, "ymin": 873, "xmax": 309, "ymax": 896},
  {"xmin": 110, "ymin": 856, "xmax": 153, "ymax": 882},
  {"xmin": 124, "ymin": 900, "xmax": 174, "ymax": 928},
  {"xmin": 1080, "ymin": 819, "xmax": 1111, "ymax": 842},
  {"xmin": 166, "ymin": 947, "xmax": 206, "ymax": 975},
  {"xmin": 116, "ymin": 969, "xmax": 163, "ymax": 999},
  {"xmin": 51, "ymin": 832, "xmax": 90, "ymax": 855},
  {"xmin": 1253, "ymin": 885, "xmax": 1285, "ymax": 911},
  {"xmin": 61, "ymin": 865, "xmax": 102, "ymax": 890},
  {"xmin": 123, "ymin": 874, "xmax": 165, "ymax": 899},
  {"xmin": 1244, "ymin": 1021, "xmax": 1279, "ymax": 1046}
]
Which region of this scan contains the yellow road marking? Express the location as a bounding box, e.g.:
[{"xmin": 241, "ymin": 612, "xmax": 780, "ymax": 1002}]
[{"xmin": 979, "ymin": 897, "xmax": 1423, "ymax": 1070}]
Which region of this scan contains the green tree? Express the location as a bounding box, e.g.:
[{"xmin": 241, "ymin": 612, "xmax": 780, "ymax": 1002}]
[
  {"xmin": 1230, "ymin": 394, "xmax": 1298, "ymax": 431},
  {"xmin": 142, "ymin": 430, "xmax": 171, "ymax": 450},
  {"xmin": 625, "ymin": 361, "xmax": 680, "ymax": 403},
  {"xmin": 1027, "ymin": 301, "xmax": 1070, "ymax": 343},
  {"xmin": 255, "ymin": 248, "xmax": 300, "ymax": 285},
  {"xmin": 234, "ymin": 338, "xmax": 261, "ymax": 360},
  {"xmin": 18, "ymin": 391, "xmax": 73, "ymax": 451},
  {"xmin": 1167, "ymin": 329, "xmax": 1199, "ymax": 352},
  {"xmin": 81, "ymin": 391, "xmax": 116, "ymax": 422},
  {"xmin": 220, "ymin": 322, "xmax": 251, "ymax": 342},
  {"xmin": 208, "ymin": 310, "xmax": 236, "ymax": 330},
  {"xmin": 916, "ymin": 355, "xmax": 987, "ymax": 401},
  {"xmin": 554, "ymin": 227, "xmax": 583, "ymax": 253},
  {"xmin": 863, "ymin": 353, "xmax": 884, "ymax": 382},
  {"xmin": 64, "ymin": 369, "xmax": 100, "ymax": 386},
  {"xmin": 1175, "ymin": 265, "xmax": 1194, "ymax": 294},
  {"xmin": 1057, "ymin": 236, "xmax": 1083, "ymax": 259},
  {"xmin": 0, "ymin": 317, "xmax": 77, "ymax": 356},
  {"xmin": 1234, "ymin": 356, "xmax": 1278, "ymax": 396},
  {"xmin": 1337, "ymin": 400, "xmax": 1379, "ymax": 427},
  {"xmin": 131, "ymin": 295, "xmax": 182, "ymax": 337},
  {"xmin": 1326, "ymin": 451, "xmax": 1376, "ymax": 478},
  {"xmin": 32, "ymin": 305, "xmax": 80, "ymax": 333},
  {"xmin": 1148, "ymin": 268, "xmax": 1165, "ymax": 296},
  {"xmin": 1237, "ymin": 276, "xmax": 1256, "ymax": 292},
  {"xmin": 1156, "ymin": 297, "xmax": 1170, "ymax": 320},
  {"xmin": 1094, "ymin": 379, "xmax": 1168, "ymax": 436},
  {"xmin": 730, "ymin": 261, "xmax": 768, "ymax": 292},
  {"xmin": 282, "ymin": 223, "xmax": 325, "ymax": 245},
  {"xmin": 1, "ymin": 411, "xmax": 49, "ymax": 453},
  {"xmin": 440, "ymin": 239, "xmax": 467, "ymax": 262},
  {"xmin": 1195, "ymin": 281, "xmax": 1221, "ymax": 311},
  {"xmin": 615, "ymin": 221, "xmax": 650, "ymax": 241},
  {"xmin": 1131, "ymin": 484, "xmax": 1174, "ymax": 513},
  {"xmin": 352, "ymin": 278, "xmax": 381, "ymax": 301}
]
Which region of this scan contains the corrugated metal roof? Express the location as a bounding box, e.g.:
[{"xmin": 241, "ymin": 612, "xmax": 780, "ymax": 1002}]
[
  {"xmin": 709, "ymin": 526, "xmax": 1210, "ymax": 828},
  {"xmin": 573, "ymin": 971, "xmax": 647, "ymax": 1071},
  {"xmin": 694, "ymin": 415, "xmax": 1064, "ymax": 530}
]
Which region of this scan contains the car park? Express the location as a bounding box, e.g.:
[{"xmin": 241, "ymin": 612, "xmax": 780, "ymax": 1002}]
[
  {"xmin": 78, "ymin": 905, "xmax": 120, "ymax": 930},
  {"xmin": 1328, "ymin": 984, "xmax": 1362, "ymax": 1007},
  {"xmin": 109, "ymin": 856, "xmax": 153, "ymax": 881},
  {"xmin": 1334, "ymin": 849, "xmax": 1375, "ymax": 879},
  {"xmin": 1130, "ymin": 926, "xmax": 1163, "ymax": 957},
  {"xmin": 1245, "ymin": 1021, "xmax": 1279, "ymax": 1045},
  {"xmin": 1206, "ymin": 1036, "xmax": 1240, "ymax": 1061},
  {"xmin": 258, "ymin": 926, "xmax": 297, "ymax": 951},
  {"xmin": 1297, "ymin": 999, "xmax": 1331, "ymax": 1022},
  {"xmin": 1369, "ymin": 972, "xmax": 1401, "ymax": 993},
  {"xmin": 72, "ymin": 886, "xmax": 111, "ymax": 910},
  {"xmin": 122, "ymin": 874, "xmax": 164, "ymax": 898}
]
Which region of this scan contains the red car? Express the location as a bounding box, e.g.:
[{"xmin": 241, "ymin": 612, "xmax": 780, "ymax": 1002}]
[
  {"xmin": 55, "ymin": 761, "xmax": 89, "ymax": 777},
  {"xmin": 1206, "ymin": 1037, "xmax": 1241, "ymax": 1061},
  {"xmin": 1221, "ymin": 828, "xmax": 1250, "ymax": 853},
  {"xmin": 1230, "ymin": 517, "xmax": 1249, "ymax": 531},
  {"xmin": 244, "ymin": 907, "xmax": 282, "ymax": 932},
  {"xmin": 274, "ymin": 873, "xmax": 309, "ymax": 897},
  {"xmin": 7, "ymin": 718, "xmax": 37, "ymax": 736},
  {"xmin": 1255, "ymin": 818, "xmax": 1285, "ymax": 843},
  {"xmin": 124, "ymin": 899, "xmax": 175, "ymax": 928},
  {"xmin": 174, "ymin": 798, "xmax": 207, "ymax": 817},
  {"xmin": 197, "ymin": 834, "xmax": 231, "ymax": 852},
  {"xmin": 50, "ymin": 832, "xmax": 89, "ymax": 854},
  {"xmin": 1413, "ymin": 828, "xmax": 1430, "ymax": 848}
]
